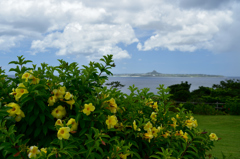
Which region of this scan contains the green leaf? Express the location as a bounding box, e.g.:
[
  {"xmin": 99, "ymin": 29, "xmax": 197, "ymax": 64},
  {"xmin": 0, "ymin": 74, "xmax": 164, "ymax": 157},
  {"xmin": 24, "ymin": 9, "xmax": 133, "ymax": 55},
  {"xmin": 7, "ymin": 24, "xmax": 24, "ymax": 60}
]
[
  {"xmin": 34, "ymin": 127, "xmax": 42, "ymax": 138},
  {"xmin": 80, "ymin": 119, "xmax": 85, "ymax": 129},
  {"xmin": 36, "ymin": 100, "xmax": 46, "ymax": 112},
  {"xmin": 64, "ymin": 145, "xmax": 78, "ymax": 150},
  {"xmin": 34, "ymin": 107, "xmax": 39, "ymax": 116},
  {"xmin": 43, "ymin": 125, "xmax": 48, "ymax": 135},
  {"xmin": 20, "ymin": 96, "xmax": 32, "ymax": 106},
  {"xmin": 186, "ymin": 151, "xmax": 199, "ymax": 158},
  {"xmin": 85, "ymin": 139, "xmax": 95, "ymax": 146},
  {"xmin": 27, "ymin": 102, "xmax": 35, "ymax": 113},
  {"xmin": 0, "ymin": 142, "xmax": 11, "ymax": 150},
  {"xmin": 150, "ymin": 155, "xmax": 161, "ymax": 159},
  {"xmin": 29, "ymin": 115, "xmax": 38, "ymax": 125},
  {"xmin": 79, "ymin": 128, "xmax": 88, "ymax": 137},
  {"xmin": 39, "ymin": 114, "xmax": 45, "ymax": 124}
]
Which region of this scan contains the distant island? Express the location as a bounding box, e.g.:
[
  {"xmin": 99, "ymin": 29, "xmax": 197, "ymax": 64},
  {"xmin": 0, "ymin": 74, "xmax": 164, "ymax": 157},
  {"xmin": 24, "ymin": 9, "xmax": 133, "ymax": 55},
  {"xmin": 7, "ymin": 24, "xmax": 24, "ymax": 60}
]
[{"xmin": 111, "ymin": 70, "xmax": 224, "ymax": 77}]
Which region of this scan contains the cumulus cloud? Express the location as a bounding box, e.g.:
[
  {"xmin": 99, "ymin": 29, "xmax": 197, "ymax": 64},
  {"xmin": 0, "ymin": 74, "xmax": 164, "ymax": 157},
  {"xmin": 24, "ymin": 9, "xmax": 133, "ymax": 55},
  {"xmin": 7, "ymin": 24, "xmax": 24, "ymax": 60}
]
[
  {"xmin": 138, "ymin": 9, "xmax": 233, "ymax": 52},
  {"xmin": 178, "ymin": 0, "xmax": 236, "ymax": 10},
  {"xmin": 0, "ymin": 0, "xmax": 240, "ymax": 58},
  {"xmin": 31, "ymin": 23, "xmax": 138, "ymax": 59}
]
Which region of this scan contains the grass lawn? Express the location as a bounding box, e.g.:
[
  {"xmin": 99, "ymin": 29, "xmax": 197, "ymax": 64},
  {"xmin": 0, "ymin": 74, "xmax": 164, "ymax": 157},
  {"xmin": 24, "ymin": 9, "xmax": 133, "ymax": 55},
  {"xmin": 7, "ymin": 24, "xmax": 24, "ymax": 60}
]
[{"xmin": 194, "ymin": 115, "xmax": 240, "ymax": 159}]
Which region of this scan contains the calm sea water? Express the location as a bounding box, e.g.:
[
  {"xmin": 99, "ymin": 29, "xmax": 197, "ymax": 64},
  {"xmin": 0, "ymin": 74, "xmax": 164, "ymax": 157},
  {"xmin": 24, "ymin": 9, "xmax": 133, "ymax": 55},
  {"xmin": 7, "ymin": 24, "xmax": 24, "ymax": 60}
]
[{"xmin": 105, "ymin": 76, "xmax": 240, "ymax": 94}]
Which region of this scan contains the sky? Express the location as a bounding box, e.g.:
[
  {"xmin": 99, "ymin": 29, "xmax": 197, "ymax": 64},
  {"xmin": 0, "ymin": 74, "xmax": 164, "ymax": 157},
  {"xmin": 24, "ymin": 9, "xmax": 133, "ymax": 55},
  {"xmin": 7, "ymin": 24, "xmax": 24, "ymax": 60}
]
[{"xmin": 0, "ymin": 0, "xmax": 240, "ymax": 76}]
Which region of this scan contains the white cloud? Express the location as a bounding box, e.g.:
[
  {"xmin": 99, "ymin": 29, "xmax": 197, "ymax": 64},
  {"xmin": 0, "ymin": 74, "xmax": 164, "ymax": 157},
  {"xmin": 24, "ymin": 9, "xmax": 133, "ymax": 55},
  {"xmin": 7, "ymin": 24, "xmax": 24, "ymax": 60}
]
[
  {"xmin": 0, "ymin": 0, "xmax": 240, "ymax": 57},
  {"xmin": 31, "ymin": 23, "xmax": 138, "ymax": 60}
]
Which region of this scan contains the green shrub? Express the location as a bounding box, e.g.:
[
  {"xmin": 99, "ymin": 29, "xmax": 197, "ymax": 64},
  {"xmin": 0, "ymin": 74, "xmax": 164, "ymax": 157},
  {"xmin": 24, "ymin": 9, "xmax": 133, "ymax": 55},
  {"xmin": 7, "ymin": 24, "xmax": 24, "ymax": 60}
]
[
  {"xmin": 224, "ymin": 101, "xmax": 240, "ymax": 115},
  {"xmin": 0, "ymin": 55, "xmax": 220, "ymax": 159}
]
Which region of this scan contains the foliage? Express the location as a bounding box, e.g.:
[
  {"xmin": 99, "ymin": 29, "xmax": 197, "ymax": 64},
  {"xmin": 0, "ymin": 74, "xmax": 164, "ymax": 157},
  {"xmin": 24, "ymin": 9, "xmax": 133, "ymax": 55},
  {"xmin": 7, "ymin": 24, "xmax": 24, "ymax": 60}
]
[
  {"xmin": 0, "ymin": 55, "xmax": 219, "ymax": 159},
  {"xmin": 168, "ymin": 82, "xmax": 191, "ymax": 102},
  {"xmin": 105, "ymin": 81, "xmax": 125, "ymax": 89}
]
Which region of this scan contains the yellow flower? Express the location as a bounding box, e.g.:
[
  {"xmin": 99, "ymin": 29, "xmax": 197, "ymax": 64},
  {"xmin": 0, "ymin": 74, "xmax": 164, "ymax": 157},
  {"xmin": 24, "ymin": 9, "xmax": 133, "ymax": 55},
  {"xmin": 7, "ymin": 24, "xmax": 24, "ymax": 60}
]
[
  {"xmin": 48, "ymin": 96, "xmax": 57, "ymax": 106},
  {"xmin": 170, "ymin": 121, "xmax": 178, "ymax": 129},
  {"xmin": 145, "ymin": 98, "xmax": 153, "ymax": 107},
  {"xmin": 57, "ymin": 127, "xmax": 71, "ymax": 140},
  {"xmin": 30, "ymin": 76, "xmax": 40, "ymax": 85},
  {"xmin": 171, "ymin": 117, "xmax": 177, "ymax": 123},
  {"xmin": 185, "ymin": 119, "xmax": 193, "ymax": 130},
  {"xmin": 22, "ymin": 72, "xmax": 31, "ymax": 82},
  {"xmin": 65, "ymin": 99, "xmax": 75, "ymax": 110},
  {"xmin": 15, "ymin": 110, "xmax": 25, "ymax": 122},
  {"xmin": 66, "ymin": 118, "xmax": 78, "ymax": 131},
  {"xmin": 51, "ymin": 105, "xmax": 66, "ymax": 119},
  {"xmin": 115, "ymin": 122, "xmax": 124, "ymax": 131},
  {"xmin": 106, "ymin": 115, "xmax": 118, "ymax": 129},
  {"xmin": 55, "ymin": 119, "xmax": 63, "ymax": 127},
  {"xmin": 106, "ymin": 98, "xmax": 118, "ymax": 113},
  {"xmin": 151, "ymin": 127, "xmax": 159, "ymax": 138},
  {"xmin": 162, "ymin": 131, "xmax": 170, "ymax": 138},
  {"xmin": 64, "ymin": 92, "xmax": 73, "ymax": 100},
  {"xmin": 182, "ymin": 132, "xmax": 188, "ymax": 142},
  {"xmin": 150, "ymin": 112, "xmax": 157, "ymax": 122},
  {"xmin": 144, "ymin": 121, "xmax": 153, "ymax": 131},
  {"xmin": 185, "ymin": 117, "xmax": 198, "ymax": 129},
  {"xmin": 209, "ymin": 133, "xmax": 218, "ymax": 141},
  {"xmin": 40, "ymin": 148, "xmax": 47, "ymax": 154},
  {"xmin": 9, "ymin": 88, "xmax": 16, "ymax": 96},
  {"xmin": 157, "ymin": 124, "xmax": 164, "ymax": 132},
  {"xmin": 28, "ymin": 146, "xmax": 40, "ymax": 158},
  {"xmin": 119, "ymin": 153, "xmax": 130, "ymax": 159},
  {"xmin": 133, "ymin": 120, "xmax": 137, "ymax": 131},
  {"xmin": 175, "ymin": 130, "xmax": 184, "ymax": 136},
  {"xmin": 6, "ymin": 102, "xmax": 21, "ymax": 117},
  {"xmin": 152, "ymin": 102, "xmax": 158, "ymax": 110},
  {"xmin": 144, "ymin": 129, "xmax": 153, "ymax": 142},
  {"xmin": 15, "ymin": 83, "xmax": 28, "ymax": 101},
  {"xmin": 53, "ymin": 86, "xmax": 66, "ymax": 99},
  {"xmin": 83, "ymin": 103, "xmax": 95, "ymax": 116}
]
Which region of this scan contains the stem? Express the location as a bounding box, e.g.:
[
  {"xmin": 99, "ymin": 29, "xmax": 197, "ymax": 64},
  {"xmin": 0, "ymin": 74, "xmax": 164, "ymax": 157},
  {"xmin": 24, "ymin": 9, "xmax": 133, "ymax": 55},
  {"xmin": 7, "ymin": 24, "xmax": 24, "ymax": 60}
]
[{"xmin": 7, "ymin": 135, "xmax": 26, "ymax": 159}]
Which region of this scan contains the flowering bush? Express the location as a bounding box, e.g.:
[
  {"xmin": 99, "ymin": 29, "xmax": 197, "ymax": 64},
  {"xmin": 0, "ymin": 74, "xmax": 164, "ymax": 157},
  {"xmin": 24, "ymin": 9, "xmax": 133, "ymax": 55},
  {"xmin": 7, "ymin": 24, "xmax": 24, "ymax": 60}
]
[{"xmin": 0, "ymin": 55, "xmax": 219, "ymax": 158}]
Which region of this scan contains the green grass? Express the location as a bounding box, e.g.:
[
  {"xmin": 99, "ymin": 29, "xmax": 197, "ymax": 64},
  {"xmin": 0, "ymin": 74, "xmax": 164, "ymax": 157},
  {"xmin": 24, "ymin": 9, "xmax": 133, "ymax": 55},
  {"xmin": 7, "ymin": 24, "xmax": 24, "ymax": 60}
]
[{"xmin": 194, "ymin": 115, "xmax": 240, "ymax": 159}]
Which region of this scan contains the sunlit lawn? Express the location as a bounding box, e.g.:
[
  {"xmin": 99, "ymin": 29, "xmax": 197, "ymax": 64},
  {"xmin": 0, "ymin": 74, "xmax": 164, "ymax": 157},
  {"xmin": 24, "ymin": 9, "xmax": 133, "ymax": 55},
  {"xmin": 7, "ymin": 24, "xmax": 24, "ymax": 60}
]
[{"xmin": 194, "ymin": 115, "xmax": 240, "ymax": 159}]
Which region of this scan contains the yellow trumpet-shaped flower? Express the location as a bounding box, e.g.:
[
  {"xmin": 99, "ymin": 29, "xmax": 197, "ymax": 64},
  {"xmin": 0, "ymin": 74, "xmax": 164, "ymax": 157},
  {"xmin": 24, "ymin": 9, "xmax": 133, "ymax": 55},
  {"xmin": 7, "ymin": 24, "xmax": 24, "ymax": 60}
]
[
  {"xmin": 55, "ymin": 119, "xmax": 63, "ymax": 127},
  {"xmin": 64, "ymin": 92, "xmax": 73, "ymax": 100},
  {"xmin": 28, "ymin": 146, "xmax": 40, "ymax": 158},
  {"xmin": 15, "ymin": 83, "xmax": 28, "ymax": 101},
  {"xmin": 209, "ymin": 133, "xmax": 218, "ymax": 141},
  {"xmin": 53, "ymin": 86, "xmax": 66, "ymax": 99},
  {"xmin": 6, "ymin": 102, "xmax": 21, "ymax": 117},
  {"xmin": 152, "ymin": 102, "xmax": 158, "ymax": 110},
  {"xmin": 83, "ymin": 103, "xmax": 95, "ymax": 116},
  {"xmin": 145, "ymin": 98, "xmax": 153, "ymax": 107},
  {"xmin": 40, "ymin": 148, "xmax": 47, "ymax": 154},
  {"xmin": 150, "ymin": 112, "xmax": 157, "ymax": 122},
  {"xmin": 144, "ymin": 121, "xmax": 153, "ymax": 131},
  {"xmin": 22, "ymin": 72, "xmax": 31, "ymax": 82},
  {"xmin": 48, "ymin": 96, "xmax": 57, "ymax": 106},
  {"xmin": 106, "ymin": 98, "xmax": 118, "ymax": 113},
  {"xmin": 65, "ymin": 99, "xmax": 75, "ymax": 110},
  {"xmin": 162, "ymin": 131, "xmax": 170, "ymax": 138},
  {"xmin": 30, "ymin": 76, "xmax": 40, "ymax": 85},
  {"xmin": 182, "ymin": 132, "xmax": 188, "ymax": 142},
  {"xmin": 66, "ymin": 118, "xmax": 78, "ymax": 131},
  {"xmin": 57, "ymin": 127, "xmax": 71, "ymax": 140},
  {"xmin": 51, "ymin": 105, "xmax": 66, "ymax": 119},
  {"xmin": 133, "ymin": 120, "xmax": 137, "ymax": 131},
  {"xmin": 15, "ymin": 110, "xmax": 25, "ymax": 122},
  {"xmin": 151, "ymin": 127, "xmax": 159, "ymax": 138},
  {"xmin": 106, "ymin": 115, "xmax": 118, "ymax": 129},
  {"xmin": 144, "ymin": 129, "xmax": 153, "ymax": 142}
]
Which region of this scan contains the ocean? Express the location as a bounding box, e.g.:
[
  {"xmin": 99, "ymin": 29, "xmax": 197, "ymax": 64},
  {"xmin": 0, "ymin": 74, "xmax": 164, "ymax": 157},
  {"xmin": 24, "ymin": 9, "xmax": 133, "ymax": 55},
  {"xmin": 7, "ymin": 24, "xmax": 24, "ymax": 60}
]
[{"xmin": 105, "ymin": 76, "xmax": 240, "ymax": 94}]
